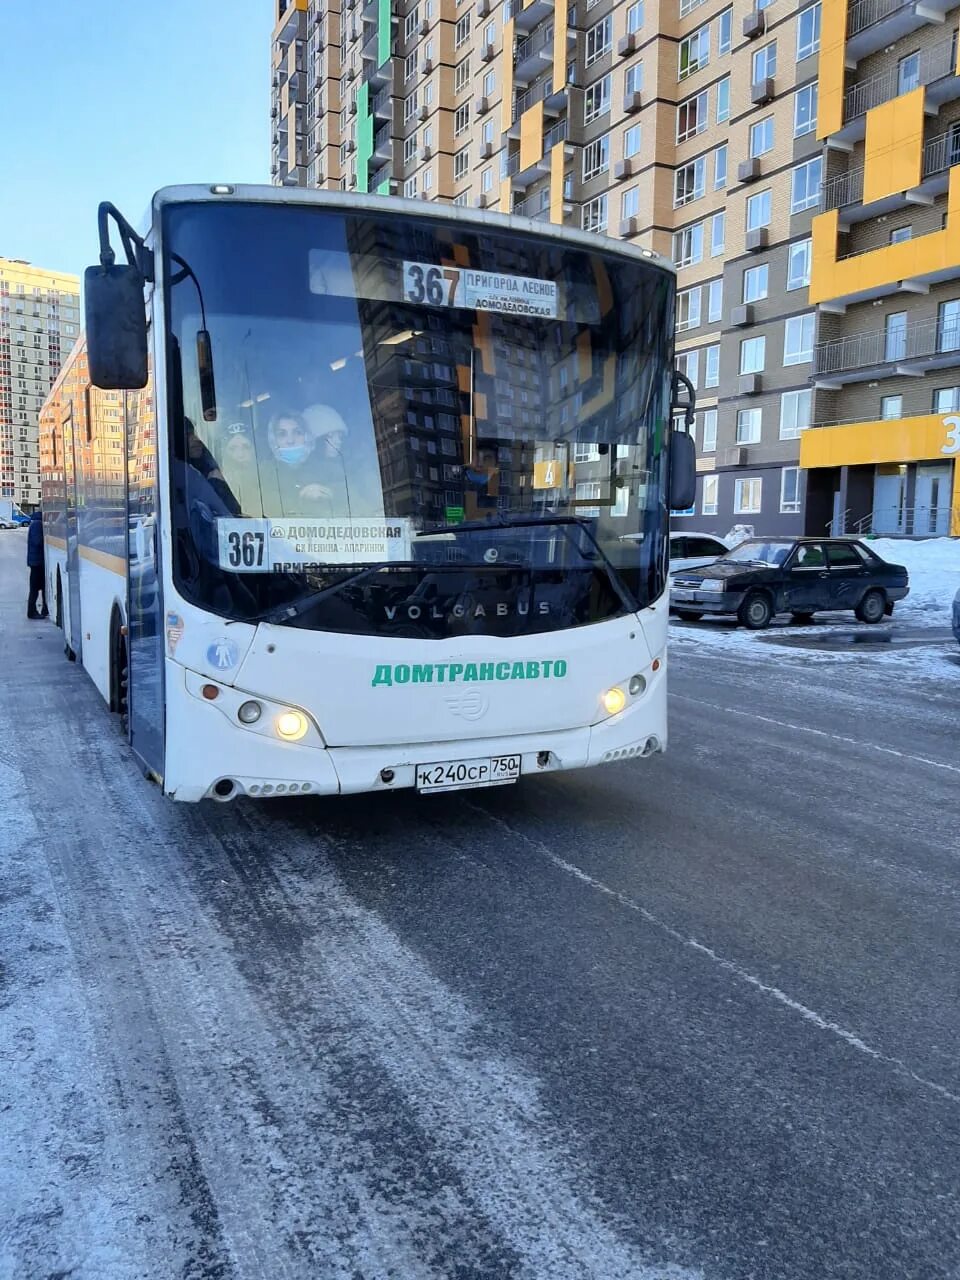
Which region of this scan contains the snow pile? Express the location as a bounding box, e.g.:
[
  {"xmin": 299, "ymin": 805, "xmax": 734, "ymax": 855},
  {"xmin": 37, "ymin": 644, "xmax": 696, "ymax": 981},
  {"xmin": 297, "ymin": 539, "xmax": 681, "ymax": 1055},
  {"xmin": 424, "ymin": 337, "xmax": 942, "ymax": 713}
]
[{"xmin": 867, "ymin": 538, "xmax": 960, "ymax": 627}]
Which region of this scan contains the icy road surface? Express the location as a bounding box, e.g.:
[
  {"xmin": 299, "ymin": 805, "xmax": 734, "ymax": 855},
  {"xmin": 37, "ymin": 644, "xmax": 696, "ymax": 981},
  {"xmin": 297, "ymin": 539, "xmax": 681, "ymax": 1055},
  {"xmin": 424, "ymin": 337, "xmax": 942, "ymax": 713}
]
[{"xmin": 1, "ymin": 529, "xmax": 959, "ymax": 1280}]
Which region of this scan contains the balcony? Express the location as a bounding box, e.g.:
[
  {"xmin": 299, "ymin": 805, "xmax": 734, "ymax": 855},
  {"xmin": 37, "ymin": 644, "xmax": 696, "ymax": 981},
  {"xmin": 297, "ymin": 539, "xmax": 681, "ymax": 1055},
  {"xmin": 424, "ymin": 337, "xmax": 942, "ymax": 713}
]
[
  {"xmin": 821, "ymin": 125, "xmax": 960, "ymax": 223},
  {"xmin": 373, "ymin": 122, "xmax": 393, "ymax": 162},
  {"xmin": 371, "ymin": 85, "xmax": 393, "ymax": 119},
  {"xmin": 510, "ymin": 77, "xmax": 567, "ymax": 128},
  {"xmin": 512, "ymin": 193, "xmax": 552, "ymax": 220},
  {"xmin": 509, "ymin": 0, "xmax": 554, "ymax": 33},
  {"xmin": 514, "ymin": 25, "xmax": 554, "ymax": 84},
  {"xmin": 370, "ymin": 161, "xmax": 393, "ymax": 191},
  {"xmin": 838, "ymin": 35, "xmax": 959, "ymax": 143},
  {"xmin": 845, "ymin": 0, "xmax": 954, "ymax": 66},
  {"xmin": 814, "ymin": 314, "xmax": 960, "ymax": 384}
]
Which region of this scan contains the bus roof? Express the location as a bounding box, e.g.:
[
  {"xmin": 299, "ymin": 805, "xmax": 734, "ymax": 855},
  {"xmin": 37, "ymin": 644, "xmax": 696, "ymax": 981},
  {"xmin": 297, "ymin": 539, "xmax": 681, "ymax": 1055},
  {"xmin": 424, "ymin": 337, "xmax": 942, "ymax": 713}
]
[{"xmin": 148, "ymin": 184, "xmax": 676, "ymax": 279}]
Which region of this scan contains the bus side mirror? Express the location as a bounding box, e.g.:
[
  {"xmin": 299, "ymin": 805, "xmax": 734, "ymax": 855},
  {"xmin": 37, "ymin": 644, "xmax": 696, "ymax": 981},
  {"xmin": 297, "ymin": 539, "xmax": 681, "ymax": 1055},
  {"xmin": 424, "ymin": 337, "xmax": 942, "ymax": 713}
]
[
  {"xmin": 84, "ymin": 264, "xmax": 148, "ymax": 390},
  {"xmin": 669, "ymin": 431, "xmax": 697, "ymax": 512}
]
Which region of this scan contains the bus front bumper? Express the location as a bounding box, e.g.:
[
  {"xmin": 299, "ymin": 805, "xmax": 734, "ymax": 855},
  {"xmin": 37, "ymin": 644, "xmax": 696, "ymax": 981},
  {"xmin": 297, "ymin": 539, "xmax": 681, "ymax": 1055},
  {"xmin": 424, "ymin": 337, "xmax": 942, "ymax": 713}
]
[{"xmin": 163, "ymin": 663, "xmax": 668, "ymax": 802}]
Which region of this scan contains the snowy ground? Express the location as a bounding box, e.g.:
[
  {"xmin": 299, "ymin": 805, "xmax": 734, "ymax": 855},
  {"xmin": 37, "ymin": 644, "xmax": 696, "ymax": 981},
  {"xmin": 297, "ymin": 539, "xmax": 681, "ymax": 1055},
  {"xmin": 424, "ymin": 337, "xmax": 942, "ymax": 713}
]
[{"xmin": 866, "ymin": 537, "xmax": 960, "ymax": 628}]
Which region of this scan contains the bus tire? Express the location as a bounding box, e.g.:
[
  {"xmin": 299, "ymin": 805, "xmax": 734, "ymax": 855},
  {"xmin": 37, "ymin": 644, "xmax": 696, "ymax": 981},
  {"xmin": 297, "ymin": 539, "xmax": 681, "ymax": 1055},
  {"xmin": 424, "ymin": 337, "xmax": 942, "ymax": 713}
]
[
  {"xmin": 55, "ymin": 571, "xmax": 63, "ymax": 630},
  {"xmin": 112, "ymin": 622, "xmax": 129, "ymax": 735}
]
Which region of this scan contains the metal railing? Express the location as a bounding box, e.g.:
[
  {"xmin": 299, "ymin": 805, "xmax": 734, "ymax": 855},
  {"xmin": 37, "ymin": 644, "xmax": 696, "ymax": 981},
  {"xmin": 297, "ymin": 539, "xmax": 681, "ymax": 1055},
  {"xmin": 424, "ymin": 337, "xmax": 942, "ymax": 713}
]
[
  {"xmin": 815, "ymin": 315, "xmax": 960, "ymax": 375},
  {"xmin": 512, "ymin": 194, "xmax": 552, "ymax": 219},
  {"xmin": 373, "ymin": 122, "xmax": 392, "ymax": 153},
  {"xmin": 371, "ymin": 85, "xmax": 392, "ymax": 115},
  {"xmin": 847, "ymin": 0, "xmax": 912, "ymax": 38},
  {"xmin": 369, "ymin": 162, "xmax": 393, "ymax": 190},
  {"xmin": 820, "ymin": 165, "xmax": 864, "ymax": 211},
  {"xmin": 844, "ymin": 35, "xmax": 956, "ymax": 123},
  {"xmin": 852, "ymin": 505, "xmax": 958, "ymax": 535},
  {"xmin": 515, "ymin": 24, "xmax": 554, "ymax": 63},
  {"xmin": 502, "ymin": 151, "xmax": 521, "ymax": 177},
  {"xmin": 513, "ymin": 76, "xmax": 558, "ymax": 121},
  {"xmin": 544, "ymin": 118, "xmax": 569, "ymax": 149},
  {"xmin": 923, "ymin": 127, "xmax": 960, "ymax": 179}
]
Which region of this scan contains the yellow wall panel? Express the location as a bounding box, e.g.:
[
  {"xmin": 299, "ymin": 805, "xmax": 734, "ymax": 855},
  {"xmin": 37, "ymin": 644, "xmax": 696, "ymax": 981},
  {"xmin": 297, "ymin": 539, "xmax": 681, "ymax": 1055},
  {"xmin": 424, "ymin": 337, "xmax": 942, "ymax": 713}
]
[
  {"xmin": 501, "ymin": 18, "xmax": 515, "ymax": 133},
  {"xmin": 863, "ymin": 89, "xmax": 924, "ymax": 204},
  {"xmin": 549, "ymin": 146, "xmax": 565, "ymax": 224},
  {"xmin": 519, "ymin": 100, "xmax": 545, "ymax": 170},
  {"xmin": 817, "ymin": 0, "xmax": 847, "ymax": 139},
  {"xmin": 552, "ymin": 0, "xmax": 568, "ymax": 93},
  {"xmin": 810, "ymin": 169, "xmax": 960, "ymax": 304}
]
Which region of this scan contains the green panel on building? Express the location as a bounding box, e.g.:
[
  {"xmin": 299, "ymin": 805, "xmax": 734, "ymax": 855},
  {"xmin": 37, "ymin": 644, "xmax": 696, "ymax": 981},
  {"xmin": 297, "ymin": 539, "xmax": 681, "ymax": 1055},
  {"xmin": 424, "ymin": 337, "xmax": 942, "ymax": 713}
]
[
  {"xmin": 378, "ymin": 0, "xmax": 391, "ymax": 67},
  {"xmin": 356, "ymin": 81, "xmax": 373, "ymax": 194}
]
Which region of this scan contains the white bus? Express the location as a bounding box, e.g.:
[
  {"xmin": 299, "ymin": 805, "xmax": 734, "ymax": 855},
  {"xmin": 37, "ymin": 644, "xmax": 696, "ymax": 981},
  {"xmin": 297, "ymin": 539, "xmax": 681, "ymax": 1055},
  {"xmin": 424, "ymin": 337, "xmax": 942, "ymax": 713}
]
[{"xmin": 40, "ymin": 186, "xmax": 694, "ymax": 802}]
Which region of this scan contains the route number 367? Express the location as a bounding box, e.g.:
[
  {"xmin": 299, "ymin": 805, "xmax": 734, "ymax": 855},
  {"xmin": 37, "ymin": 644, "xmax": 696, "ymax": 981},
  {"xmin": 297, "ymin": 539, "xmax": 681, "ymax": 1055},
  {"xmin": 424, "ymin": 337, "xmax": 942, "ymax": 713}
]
[
  {"xmin": 403, "ymin": 261, "xmax": 459, "ymax": 308},
  {"xmin": 227, "ymin": 530, "xmax": 265, "ymax": 568},
  {"xmin": 943, "ymin": 415, "xmax": 960, "ymax": 456}
]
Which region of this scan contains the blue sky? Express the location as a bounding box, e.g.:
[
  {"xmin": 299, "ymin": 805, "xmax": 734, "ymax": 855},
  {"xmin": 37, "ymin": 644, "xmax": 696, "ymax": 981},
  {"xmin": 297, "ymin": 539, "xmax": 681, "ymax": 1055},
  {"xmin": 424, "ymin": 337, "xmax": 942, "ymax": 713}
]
[{"xmin": 0, "ymin": 0, "xmax": 272, "ymax": 281}]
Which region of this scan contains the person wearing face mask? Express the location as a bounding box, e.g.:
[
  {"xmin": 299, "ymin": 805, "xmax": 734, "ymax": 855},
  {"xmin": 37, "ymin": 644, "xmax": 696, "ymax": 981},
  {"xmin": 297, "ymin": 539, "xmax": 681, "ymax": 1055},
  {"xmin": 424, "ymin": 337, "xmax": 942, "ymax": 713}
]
[{"xmin": 259, "ymin": 411, "xmax": 333, "ymax": 516}]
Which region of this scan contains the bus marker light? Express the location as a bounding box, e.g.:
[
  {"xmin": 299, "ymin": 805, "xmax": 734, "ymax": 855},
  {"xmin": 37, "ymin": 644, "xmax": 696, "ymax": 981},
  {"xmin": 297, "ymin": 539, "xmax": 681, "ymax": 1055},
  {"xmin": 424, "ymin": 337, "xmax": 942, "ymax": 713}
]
[
  {"xmin": 629, "ymin": 675, "xmax": 646, "ymax": 696},
  {"xmin": 238, "ymin": 700, "xmax": 263, "ymax": 724},
  {"xmin": 276, "ymin": 710, "xmax": 308, "ymax": 741},
  {"xmin": 601, "ymin": 687, "xmax": 626, "ymax": 716},
  {"xmin": 202, "ymin": 684, "xmax": 219, "ymax": 700},
  {"xmin": 651, "ymin": 658, "xmax": 662, "ymax": 672}
]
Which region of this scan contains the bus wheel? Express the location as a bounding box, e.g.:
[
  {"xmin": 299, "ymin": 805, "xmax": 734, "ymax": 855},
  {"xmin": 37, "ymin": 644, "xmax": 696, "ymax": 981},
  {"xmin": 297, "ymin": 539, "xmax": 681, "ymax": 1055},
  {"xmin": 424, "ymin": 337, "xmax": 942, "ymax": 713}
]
[
  {"xmin": 113, "ymin": 626, "xmax": 129, "ymax": 734},
  {"xmin": 55, "ymin": 572, "xmax": 63, "ymax": 629}
]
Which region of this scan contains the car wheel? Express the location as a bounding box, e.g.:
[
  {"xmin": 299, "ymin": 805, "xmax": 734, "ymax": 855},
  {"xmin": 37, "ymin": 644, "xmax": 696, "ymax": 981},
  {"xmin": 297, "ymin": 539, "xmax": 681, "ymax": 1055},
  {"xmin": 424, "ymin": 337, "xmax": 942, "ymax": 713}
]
[
  {"xmin": 675, "ymin": 611, "xmax": 703, "ymax": 622},
  {"xmin": 855, "ymin": 589, "xmax": 886, "ymax": 624},
  {"xmin": 790, "ymin": 612, "xmax": 815, "ymax": 625},
  {"xmin": 739, "ymin": 592, "xmax": 773, "ymax": 630}
]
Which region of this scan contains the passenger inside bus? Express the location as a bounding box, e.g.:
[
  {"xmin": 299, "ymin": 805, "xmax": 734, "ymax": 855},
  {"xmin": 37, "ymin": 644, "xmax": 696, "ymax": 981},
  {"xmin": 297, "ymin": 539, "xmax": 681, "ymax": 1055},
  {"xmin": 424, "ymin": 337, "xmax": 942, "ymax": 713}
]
[{"xmin": 218, "ymin": 422, "xmax": 263, "ymax": 515}]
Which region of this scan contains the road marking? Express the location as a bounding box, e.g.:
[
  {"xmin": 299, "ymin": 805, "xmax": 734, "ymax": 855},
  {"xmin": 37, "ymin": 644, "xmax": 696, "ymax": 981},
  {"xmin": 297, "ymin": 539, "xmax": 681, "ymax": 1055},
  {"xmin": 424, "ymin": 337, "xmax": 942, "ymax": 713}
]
[
  {"xmin": 473, "ymin": 806, "xmax": 960, "ymax": 1109},
  {"xmin": 670, "ymin": 692, "xmax": 960, "ymax": 776}
]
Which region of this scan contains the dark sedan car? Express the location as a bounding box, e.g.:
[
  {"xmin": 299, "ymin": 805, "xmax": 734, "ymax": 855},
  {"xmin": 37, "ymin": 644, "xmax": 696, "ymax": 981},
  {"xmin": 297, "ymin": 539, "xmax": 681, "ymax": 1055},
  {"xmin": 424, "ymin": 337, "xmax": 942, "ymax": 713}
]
[{"xmin": 670, "ymin": 537, "xmax": 910, "ymax": 629}]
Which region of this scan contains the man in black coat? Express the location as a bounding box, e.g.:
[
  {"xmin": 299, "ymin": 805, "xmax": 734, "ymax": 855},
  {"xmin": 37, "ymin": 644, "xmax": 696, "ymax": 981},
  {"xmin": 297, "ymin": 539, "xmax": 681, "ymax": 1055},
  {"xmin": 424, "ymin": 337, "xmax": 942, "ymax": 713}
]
[{"xmin": 26, "ymin": 510, "xmax": 48, "ymax": 620}]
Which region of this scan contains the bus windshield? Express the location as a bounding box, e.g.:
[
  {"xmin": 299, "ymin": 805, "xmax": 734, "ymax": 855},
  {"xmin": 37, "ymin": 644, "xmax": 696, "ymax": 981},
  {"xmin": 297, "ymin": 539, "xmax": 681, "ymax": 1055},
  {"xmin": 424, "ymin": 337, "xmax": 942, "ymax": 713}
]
[{"xmin": 164, "ymin": 200, "xmax": 675, "ymax": 638}]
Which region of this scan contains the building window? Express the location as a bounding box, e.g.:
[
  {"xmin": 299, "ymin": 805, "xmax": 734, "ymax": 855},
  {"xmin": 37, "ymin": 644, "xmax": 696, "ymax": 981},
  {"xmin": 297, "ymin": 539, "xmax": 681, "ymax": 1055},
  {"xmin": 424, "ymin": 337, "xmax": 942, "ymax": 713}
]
[
  {"xmin": 716, "ymin": 76, "xmax": 731, "ymax": 122},
  {"xmin": 424, "ymin": 168, "xmax": 433, "ymax": 190},
  {"xmin": 796, "ymin": 2, "xmax": 820, "ymax": 59},
  {"xmin": 585, "ymin": 15, "xmax": 612, "ymax": 65},
  {"xmin": 625, "ymin": 62, "xmax": 644, "ymax": 94},
  {"xmin": 933, "ymin": 387, "xmax": 960, "ymax": 411},
  {"xmin": 707, "ymin": 278, "xmax": 723, "ymax": 322},
  {"xmin": 627, "ymin": 1, "xmax": 644, "ymax": 32},
  {"xmin": 898, "ymin": 50, "xmax": 920, "ymax": 94},
  {"xmin": 404, "ymin": 176, "xmax": 418, "ymax": 197},
  {"xmin": 881, "ymin": 394, "xmax": 903, "ymax": 418},
  {"xmin": 702, "ymin": 473, "xmax": 719, "ymax": 514},
  {"xmin": 736, "ymin": 410, "xmax": 762, "ymax": 444},
  {"xmin": 780, "ymin": 467, "xmax": 801, "ymax": 514},
  {"xmin": 582, "ymin": 134, "xmax": 610, "ymax": 180},
  {"xmin": 784, "ymin": 313, "xmax": 815, "ymax": 364},
  {"xmin": 677, "ymin": 90, "xmax": 709, "ymax": 142},
  {"xmin": 718, "ymin": 7, "xmax": 732, "ymax": 55},
  {"xmin": 791, "ymin": 157, "xmax": 821, "ymax": 213},
  {"xmin": 404, "ymin": 51, "xmax": 417, "ymax": 81},
  {"xmin": 404, "ymin": 5, "xmax": 420, "ymax": 39},
  {"xmin": 938, "ymin": 299, "xmax": 960, "ymax": 351},
  {"xmin": 752, "ymin": 42, "xmax": 777, "ymax": 82},
  {"xmin": 482, "ymin": 118, "xmax": 495, "ymax": 145},
  {"xmin": 624, "ymin": 123, "xmax": 642, "ymax": 157},
  {"xmin": 454, "ymin": 102, "xmax": 470, "ymax": 136},
  {"xmin": 704, "ymin": 346, "xmax": 720, "ymax": 388},
  {"xmin": 677, "ymin": 286, "xmax": 702, "ymax": 331},
  {"xmin": 454, "ymin": 147, "xmax": 470, "ymax": 180},
  {"xmin": 743, "ymin": 264, "xmax": 769, "ymax": 302},
  {"xmin": 714, "ymin": 144, "xmax": 727, "ymax": 188},
  {"xmin": 746, "ymin": 189, "xmax": 772, "ymax": 229},
  {"xmin": 673, "ymin": 222, "xmax": 704, "ymax": 267},
  {"xmin": 455, "ymin": 13, "xmax": 471, "ymax": 46},
  {"xmin": 403, "ymin": 91, "xmax": 419, "ymax": 122},
  {"xmin": 482, "ymin": 167, "xmax": 493, "ymax": 192},
  {"xmin": 584, "ymin": 75, "xmax": 611, "ymax": 123},
  {"xmin": 455, "ymin": 57, "xmax": 470, "ymax": 92},
  {"xmin": 484, "ymin": 69, "xmax": 496, "ymax": 96},
  {"xmin": 582, "ymin": 194, "xmax": 608, "ymax": 232},
  {"xmin": 676, "ymin": 349, "xmax": 699, "ymax": 389},
  {"xmin": 885, "ymin": 311, "xmax": 907, "ymax": 361},
  {"xmin": 890, "ymin": 226, "xmax": 912, "ymax": 244},
  {"xmin": 750, "ymin": 117, "xmax": 774, "ymax": 157},
  {"xmin": 621, "ymin": 185, "xmax": 640, "ymax": 218},
  {"xmin": 735, "ymin": 477, "xmax": 763, "ymax": 513},
  {"xmin": 679, "ymin": 24, "xmax": 710, "ymax": 79},
  {"xmin": 794, "ymin": 83, "xmax": 818, "ymax": 136},
  {"xmin": 674, "ymin": 157, "xmax": 706, "ymax": 206},
  {"xmin": 787, "ymin": 238, "xmax": 812, "ymax": 289},
  {"xmin": 403, "ymin": 134, "xmax": 417, "ymax": 164},
  {"xmin": 779, "ymin": 388, "xmax": 811, "ymax": 438},
  {"xmin": 740, "ymin": 336, "xmax": 765, "ymax": 374}
]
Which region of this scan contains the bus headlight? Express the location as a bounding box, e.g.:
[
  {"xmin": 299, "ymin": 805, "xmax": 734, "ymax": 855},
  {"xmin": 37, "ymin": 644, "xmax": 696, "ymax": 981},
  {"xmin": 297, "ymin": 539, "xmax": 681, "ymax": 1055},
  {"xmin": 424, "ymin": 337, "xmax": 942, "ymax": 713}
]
[
  {"xmin": 238, "ymin": 700, "xmax": 263, "ymax": 724},
  {"xmin": 601, "ymin": 687, "xmax": 627, "ymax": 716},
  {"xmin": 275, "ymin": 710, "xmax": 308, "ymax": 741}
]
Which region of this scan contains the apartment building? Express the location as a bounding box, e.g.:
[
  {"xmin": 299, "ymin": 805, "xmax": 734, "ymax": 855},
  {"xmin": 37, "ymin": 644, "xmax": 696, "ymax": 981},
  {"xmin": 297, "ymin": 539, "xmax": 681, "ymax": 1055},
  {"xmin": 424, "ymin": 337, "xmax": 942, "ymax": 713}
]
[
  {"xmin": 0, "ymin": 258, "xmax": 81, "ymax": 510},
  {"xmin": 801, "ymin": 0, "xmax": 960, "ymax": 536},
  {"xmin": 271, "ymin": 0, "xmax": 828, "ymax": 535}
]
